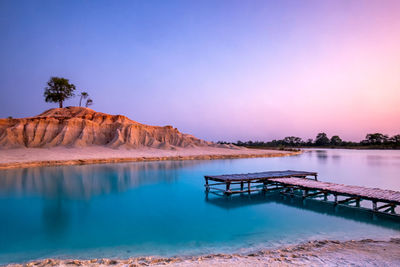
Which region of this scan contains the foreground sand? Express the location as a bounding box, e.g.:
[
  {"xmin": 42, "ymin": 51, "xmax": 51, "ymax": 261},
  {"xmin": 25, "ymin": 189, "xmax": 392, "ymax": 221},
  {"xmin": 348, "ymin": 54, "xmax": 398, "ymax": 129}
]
[
  {"xmin": 6, "ymin": 239, "xmax": 400, "ymax": 267},
  {"xmin": 0, "ymin": 147, "xmax": 299, "ymax": 169}
]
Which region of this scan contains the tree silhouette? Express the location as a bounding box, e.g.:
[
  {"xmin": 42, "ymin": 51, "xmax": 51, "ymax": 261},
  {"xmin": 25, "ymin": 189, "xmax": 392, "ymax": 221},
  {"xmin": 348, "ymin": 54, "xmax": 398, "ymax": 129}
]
[
  {"xmin": 389, "ymin": 135, "xmax": 400, "ymax": 144},
  {"xmin": 330, "ymin": 135, "xmax": 342, "ymax": 146},
  {"xmin": 232, "ymin": 132, "xmax": 400, "ymax": 149},
  {"xmin": 85, "ymin": 98, "xmax": 93, "ymax": 107},
  {"xmin": 283, "ymin": 136, "xmax": 302, "ymax": 146},
  {"xmin": 44, "ymin": 77, "xmax": 76, "ymax": 108},
  {"xmin": 364, "ymin": 133, "xmax": 388, "ymax": 144},
  {"xmin": 315, "ymin": 132, "xmax": 330, "ymax": 146},
  {"xmin": 78, "ymin": 92, "xmax": 89, "ymax": 107}
]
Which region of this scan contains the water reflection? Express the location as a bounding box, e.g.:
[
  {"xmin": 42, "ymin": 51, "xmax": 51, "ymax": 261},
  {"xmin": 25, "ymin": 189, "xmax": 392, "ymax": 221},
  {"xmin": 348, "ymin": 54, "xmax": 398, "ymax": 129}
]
[
  {"xmin": 366, "ymin": 155, "xmax": 386, "ymax": 166},
  {"xmin": 0, "ymin": 160, "xmax": 202, "ymax": 200},
  {"xmin": 206, "ymin": 192, "xmax": 400, "ymax": 231},
  {"xmin": 42, "ymin": 199, "xmax": 70, "ymax": 237},
  {"xmin": 305, "ymin": 149, "xmax": 342, "ymax": 162},
  {"xmin": 314, "ymin": 150, "xmax": 328, "ymax": 163}
]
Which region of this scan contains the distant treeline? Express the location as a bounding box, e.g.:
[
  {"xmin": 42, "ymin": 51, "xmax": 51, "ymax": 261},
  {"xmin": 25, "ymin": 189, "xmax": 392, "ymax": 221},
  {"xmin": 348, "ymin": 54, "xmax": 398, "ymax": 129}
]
[{"xmin": 218, "ymin": 133, "xmax": 400, "ymax": 149}]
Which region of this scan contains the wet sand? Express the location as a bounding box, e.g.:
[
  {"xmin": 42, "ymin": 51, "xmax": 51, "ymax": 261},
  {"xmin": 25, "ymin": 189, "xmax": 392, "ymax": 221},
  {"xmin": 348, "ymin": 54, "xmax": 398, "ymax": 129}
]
[
  {"xmin": 0, "ymin": 147, "xmax": 299, "ymax": 169},
  {"xmin": 6, "ymin": 238, "xmax": 400, "ymax": 266}
]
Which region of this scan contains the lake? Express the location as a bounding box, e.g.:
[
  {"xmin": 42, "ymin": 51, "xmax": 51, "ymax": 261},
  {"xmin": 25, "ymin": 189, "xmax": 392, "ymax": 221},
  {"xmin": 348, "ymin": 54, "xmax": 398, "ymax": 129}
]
[{"xmin": 0, "ymin": 149, "xmax": 399, "ymax": 264}]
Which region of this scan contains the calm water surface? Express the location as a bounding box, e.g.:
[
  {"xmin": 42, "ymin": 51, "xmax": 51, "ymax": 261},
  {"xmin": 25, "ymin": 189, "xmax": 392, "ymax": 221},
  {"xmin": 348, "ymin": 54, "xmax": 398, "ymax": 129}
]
[{"xmin": 0, "ymin": 149, "xmax": 399, "ymax": 264}]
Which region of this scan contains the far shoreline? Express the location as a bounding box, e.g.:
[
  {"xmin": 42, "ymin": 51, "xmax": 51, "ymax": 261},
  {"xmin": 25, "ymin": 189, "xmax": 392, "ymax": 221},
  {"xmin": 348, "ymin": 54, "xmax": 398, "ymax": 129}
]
[
  {"xmin": 242, "ymin": 146, "xmax": 400, "ymax": 150},
  {"xmin": 0, "ymin": 147, "xmax": 301, "ymax": 170}
]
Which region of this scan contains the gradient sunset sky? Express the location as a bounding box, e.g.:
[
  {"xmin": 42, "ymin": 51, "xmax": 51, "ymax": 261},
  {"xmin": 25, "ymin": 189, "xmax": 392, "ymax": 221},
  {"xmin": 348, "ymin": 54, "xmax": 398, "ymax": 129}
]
[{"xmin": 0, "ymin": 0, "xmax": 399, "ymax": 142}]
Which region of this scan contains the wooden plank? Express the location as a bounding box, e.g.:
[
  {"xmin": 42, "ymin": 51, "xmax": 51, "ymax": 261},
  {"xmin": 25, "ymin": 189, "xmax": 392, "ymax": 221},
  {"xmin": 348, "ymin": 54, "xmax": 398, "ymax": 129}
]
[
  {"xmin": 229, "ymin": 188, "xmax": 264, "ymax": 194},
  {"xmin": 304, "ymin": 191, "xmax": 326, "ymax": 198},
  {"xmin": 207, "ymin": 187, "xmax": 226, "ymax": 192},
  {"xmin": 205, "ymin": 170, "xmax": 317, "ymax": 182},
  {"xmin": 269, "ymin": 177, "xmax": 400, "ymax": 205},
  {"xmin": 376, "ymin": 203, "xmax": 395, "ymax": 211},
  {"xmin": 338, "ymin": 196, "xmax": 359, "ymax": 204}
]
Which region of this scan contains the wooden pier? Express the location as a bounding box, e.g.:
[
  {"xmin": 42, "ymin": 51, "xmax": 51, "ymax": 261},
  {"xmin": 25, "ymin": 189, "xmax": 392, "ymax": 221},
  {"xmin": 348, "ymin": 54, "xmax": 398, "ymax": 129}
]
[
  {"xmin": 204, "ymin": 170, "xmax": 400, "ymax": 216},
  {"xmin": 205, "ymin": 170, "xmax": 317, "ymax": 194}
]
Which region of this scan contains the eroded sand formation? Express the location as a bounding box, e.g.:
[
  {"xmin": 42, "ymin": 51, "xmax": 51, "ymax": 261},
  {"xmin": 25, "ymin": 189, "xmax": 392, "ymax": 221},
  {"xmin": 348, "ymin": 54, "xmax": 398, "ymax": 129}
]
[
  {"xmin": 0, "ymin": 107, "xmax": 297, "ymax": 169},
  {"xmin": 0, "ymin": 107, "xmax": 222, "ymax": 149}
]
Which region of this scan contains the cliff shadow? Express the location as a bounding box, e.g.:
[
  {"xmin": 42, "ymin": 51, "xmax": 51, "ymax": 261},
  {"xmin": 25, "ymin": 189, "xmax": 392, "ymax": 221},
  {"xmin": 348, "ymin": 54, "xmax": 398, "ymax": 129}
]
[{"xmin": 0, "ymin": 160, "xmax": 205, "ymax": 200}]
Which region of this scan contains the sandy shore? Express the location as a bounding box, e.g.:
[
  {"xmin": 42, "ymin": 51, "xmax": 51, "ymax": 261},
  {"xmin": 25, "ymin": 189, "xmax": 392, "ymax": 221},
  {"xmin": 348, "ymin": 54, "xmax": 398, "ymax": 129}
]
[
  {"xmin": 0, "ymin": 147, "xmax": 300, "ymax": 169},
  {"xmin": 6, "ymin": 238, "xmax": 400, "ymax": 266}
]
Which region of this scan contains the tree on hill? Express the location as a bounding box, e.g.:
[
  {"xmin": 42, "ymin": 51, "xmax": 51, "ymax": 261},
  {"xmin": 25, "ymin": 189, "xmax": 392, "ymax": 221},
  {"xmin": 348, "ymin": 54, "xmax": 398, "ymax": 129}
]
[
  {"xmin": 44, "ymin": 77, "xmax": 76, "ymax": 108},
  {"xmin": 78, "ymin": 92, "xmax": 89, "ymax": 107},
  {"xmin": 315, "ymin": 132, "xmax": 330, "ymax": 146},
  {"xmin": 85, "ymin": 98, "xmax": 93, "ymax": 107}
]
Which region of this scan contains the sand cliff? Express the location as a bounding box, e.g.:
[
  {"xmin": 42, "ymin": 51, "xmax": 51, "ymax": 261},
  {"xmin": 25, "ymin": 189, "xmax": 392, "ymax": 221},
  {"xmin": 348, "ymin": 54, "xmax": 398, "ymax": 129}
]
[
  {"xmin": 0, "ymin": 107, "xmax": 219, "ymax": 149},
  {"xmin": 0, "ymin": 107, "xmax": 299, "ymax": 169}
]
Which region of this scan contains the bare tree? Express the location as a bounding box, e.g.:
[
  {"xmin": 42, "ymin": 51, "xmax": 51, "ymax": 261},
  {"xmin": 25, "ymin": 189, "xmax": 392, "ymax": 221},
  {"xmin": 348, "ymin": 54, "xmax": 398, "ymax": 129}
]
[
  {"xmin": 85, "ymin": 98, "xmax": 93, "ymax": 107},
  {"xmin": 79, "ymin": 92, "xmax": 89, "ymax": 107}
]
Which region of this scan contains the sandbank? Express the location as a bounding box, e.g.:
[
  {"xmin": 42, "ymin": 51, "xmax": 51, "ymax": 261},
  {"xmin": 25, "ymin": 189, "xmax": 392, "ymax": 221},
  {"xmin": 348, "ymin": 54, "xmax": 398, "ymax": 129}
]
[{"xmin": 0, "ymin": 147, "xmax": 300, "ymax": 169}]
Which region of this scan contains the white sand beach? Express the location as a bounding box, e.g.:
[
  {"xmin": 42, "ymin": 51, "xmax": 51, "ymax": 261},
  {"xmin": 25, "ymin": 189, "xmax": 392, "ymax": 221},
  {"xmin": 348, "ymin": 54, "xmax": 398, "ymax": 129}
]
[
  {"xmin": 6, "ymin": 238, "xmax": 400, "ymax": 267},
  {"xmin": 0, "ymin": 146, "xmax": 299, "ymax": 169}
]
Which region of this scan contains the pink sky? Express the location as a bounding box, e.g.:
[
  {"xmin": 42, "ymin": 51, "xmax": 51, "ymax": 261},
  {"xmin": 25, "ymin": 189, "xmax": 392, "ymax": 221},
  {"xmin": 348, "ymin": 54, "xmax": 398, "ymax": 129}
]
[{"xmin": 167, "ymin": 2, "xmax": 400, "ymax": 141}]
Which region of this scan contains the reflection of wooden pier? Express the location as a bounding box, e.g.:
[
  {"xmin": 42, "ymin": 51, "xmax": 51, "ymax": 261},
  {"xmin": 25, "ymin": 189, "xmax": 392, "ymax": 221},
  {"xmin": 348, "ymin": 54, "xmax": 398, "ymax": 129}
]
[
  {"xmin": 204, "ymin": 170, "xmax": 400, "ymax": 216},
  {"xmin": 206, "ymin": 192, "xmax": 400, "ymax": 228}
]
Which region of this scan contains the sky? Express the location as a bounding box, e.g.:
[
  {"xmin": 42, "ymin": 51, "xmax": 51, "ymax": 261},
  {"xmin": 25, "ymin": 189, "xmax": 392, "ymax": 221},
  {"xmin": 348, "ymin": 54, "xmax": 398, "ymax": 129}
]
[{"xmin": 0, "ymin": 0, "xmax": 399, "ymax": 142}]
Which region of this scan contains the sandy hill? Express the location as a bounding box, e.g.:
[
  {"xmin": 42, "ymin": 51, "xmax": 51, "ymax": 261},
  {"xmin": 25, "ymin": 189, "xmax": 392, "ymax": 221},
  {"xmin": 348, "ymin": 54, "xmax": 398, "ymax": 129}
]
[{"xmin": 0, "ymin": 107, "xmax": 221, "ymax": 149}]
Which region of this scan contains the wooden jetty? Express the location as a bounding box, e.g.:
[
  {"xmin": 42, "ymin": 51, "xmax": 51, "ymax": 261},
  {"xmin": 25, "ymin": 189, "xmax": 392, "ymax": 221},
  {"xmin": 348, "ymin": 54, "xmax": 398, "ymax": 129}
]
[
  {"xmin": 204, "ymin": 170, "xmax": 400, "ymax": 216},
  {"xmin": 205, "ymin": 170, "xmax": 317, "ymax": 194}
]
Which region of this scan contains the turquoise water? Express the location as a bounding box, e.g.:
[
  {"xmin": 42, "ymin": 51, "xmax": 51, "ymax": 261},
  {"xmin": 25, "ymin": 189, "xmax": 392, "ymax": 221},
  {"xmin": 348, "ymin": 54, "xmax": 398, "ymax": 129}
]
[{"xmin": 0, "ymin": 149, "xmax": 399, "ymax": 264}]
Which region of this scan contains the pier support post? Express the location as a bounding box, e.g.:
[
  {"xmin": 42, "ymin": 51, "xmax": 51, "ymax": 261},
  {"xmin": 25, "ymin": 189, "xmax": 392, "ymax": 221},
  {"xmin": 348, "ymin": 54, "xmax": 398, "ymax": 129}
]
[
  {"xmin": 225, "ymin": 182, "xmax": 231, "ymax": 195},
  {"xmin": 356, "ymin": 198, "xmax": 360, "ymax": 207},
  {"xmin": 240, "ymin": 181, "xmax": 244, "ymax": 191},
  {"xmin": 334, "ymin": 194, "xmax": 338, "ymax": 204},
  {"xmin": 263, "ymin": 181, "xmax": 268, "ymax": 192},
  {"xmin": 324, "ymin": 192, "xmax": 328, "ymax": 201},
  {"xmin": 205, "ymin": 177, "xmax": 209, "ymax": 192},
  {"xmin": 248, "ymin": 181, "xmax": 251, "ymax": 194},
  {"xmin": 373, "ymin": 201, "xmax": 377, "ymax": 211}
]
